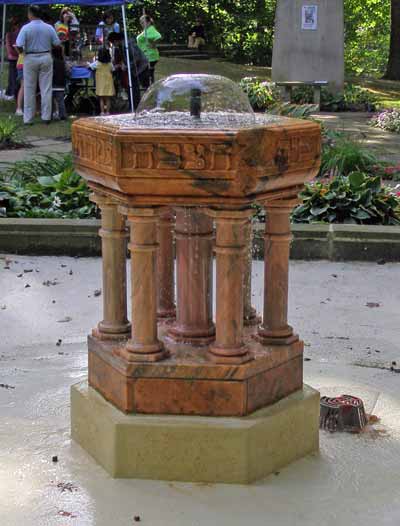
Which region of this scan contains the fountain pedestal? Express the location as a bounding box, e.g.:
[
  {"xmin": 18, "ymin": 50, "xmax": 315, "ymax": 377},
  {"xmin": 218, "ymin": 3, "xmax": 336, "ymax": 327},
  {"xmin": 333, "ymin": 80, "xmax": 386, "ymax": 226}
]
[{"xmin": 71, "ymin": 74, "xmax": 321, "ymax": 483}]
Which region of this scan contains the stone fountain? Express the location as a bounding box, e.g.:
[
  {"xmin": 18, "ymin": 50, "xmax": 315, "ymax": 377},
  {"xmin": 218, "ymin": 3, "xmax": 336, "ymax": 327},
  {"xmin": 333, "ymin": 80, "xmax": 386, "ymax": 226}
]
[{"xmin": 71, "ymin": 74, "xmax": 321, "ymax": 483}]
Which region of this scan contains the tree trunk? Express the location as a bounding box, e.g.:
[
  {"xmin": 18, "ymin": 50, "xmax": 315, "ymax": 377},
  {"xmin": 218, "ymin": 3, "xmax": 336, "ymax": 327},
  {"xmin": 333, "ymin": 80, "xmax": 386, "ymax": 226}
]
[{"xmin": 385, "ymin": 0, "xmax": 400, "ymax": 79}]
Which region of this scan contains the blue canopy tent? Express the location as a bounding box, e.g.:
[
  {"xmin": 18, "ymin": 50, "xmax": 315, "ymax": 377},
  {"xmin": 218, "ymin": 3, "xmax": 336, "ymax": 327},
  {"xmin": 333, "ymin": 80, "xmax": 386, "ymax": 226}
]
[{"xmin": 0, "ymin": 0, "xmax": 135, "ymax": 110}]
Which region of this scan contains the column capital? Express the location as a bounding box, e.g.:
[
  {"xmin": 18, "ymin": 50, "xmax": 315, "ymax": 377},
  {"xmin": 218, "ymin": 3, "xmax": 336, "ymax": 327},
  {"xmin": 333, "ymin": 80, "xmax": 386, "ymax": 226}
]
[
  {"xmin": 258, "ymin": 197, "xmax": 301, "ymax": 211},
  {"xmin": 118, "ymin": 205, "xmax": 162, "ymax": 219},
  {"xmin": 89, "ymin": 192, "xmax": 118, "ymax": 208},
  {"xmin": 205, "ymin": 208, "xmax": 254, "ymax": 221}
]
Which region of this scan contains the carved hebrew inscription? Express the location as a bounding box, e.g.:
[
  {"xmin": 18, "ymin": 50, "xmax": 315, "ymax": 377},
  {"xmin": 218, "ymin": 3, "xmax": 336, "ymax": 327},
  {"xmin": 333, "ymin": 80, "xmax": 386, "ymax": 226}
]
[
  {"xmin": 120, "ymin": 142, "xmax": 233, "ymax": 171},
  {"xmin": 276, "ymin": 135, "xmax": 319, "ymax": 166},
  {"xmin": 73, "ymin": 134, "xmax": 112, "ymax": 167}
]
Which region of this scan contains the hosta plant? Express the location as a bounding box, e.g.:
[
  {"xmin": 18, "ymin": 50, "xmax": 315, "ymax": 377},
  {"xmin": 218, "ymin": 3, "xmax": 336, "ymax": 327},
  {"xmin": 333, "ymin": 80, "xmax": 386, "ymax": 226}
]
[
  {"xmin": 0, "ymin": 166, "xmax": 96, "ymax": 219},
  {"xmin": 292, "ymin": 172, "xmax": 400, "ymax": 225}
]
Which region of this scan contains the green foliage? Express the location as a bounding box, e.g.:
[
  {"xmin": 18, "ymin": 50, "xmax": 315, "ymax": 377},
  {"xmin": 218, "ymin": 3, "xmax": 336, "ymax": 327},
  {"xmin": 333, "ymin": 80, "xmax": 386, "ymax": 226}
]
[
  {"xmin": 239, "ymin": 77, "xmax": 279, "ymax": 111},
  {"xmin": 0, "ymin": 117, "xmax": 25, "ymax": 149},
  {"xmin": 371, "ymin": 109, "xmax": 400, "ymax": 133},
  {"xmin": 268, "ymin": 103, "xmax": 318, "ymax": 118},
  {"xmin": 0, "ymin": 155, "xmax": 96, "ymax": 219},
  {"xmin": 292, "ymin": 173, "xmax": 400, "ymax": 225},
  {"xmin": 344, "ymin": 0, "xmax": 391, "ymax": 76},
  {"xmin": 291, "ymin": 84, "xmax": 378, "ymax": 112},
  {"xmin": 0, "ymin": 154, "xmax": 75, "ymax": 184},
  {"xmin": 320, "ymin": 137, "xmax": 379, "ymax": 177}
]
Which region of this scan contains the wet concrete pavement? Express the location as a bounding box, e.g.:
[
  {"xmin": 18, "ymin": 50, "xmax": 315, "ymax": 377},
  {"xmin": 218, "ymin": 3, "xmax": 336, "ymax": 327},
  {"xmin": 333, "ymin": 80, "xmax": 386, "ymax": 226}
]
[{"xmin": 1, "ymin": 255, "xmax": 400, "ymax": 525}]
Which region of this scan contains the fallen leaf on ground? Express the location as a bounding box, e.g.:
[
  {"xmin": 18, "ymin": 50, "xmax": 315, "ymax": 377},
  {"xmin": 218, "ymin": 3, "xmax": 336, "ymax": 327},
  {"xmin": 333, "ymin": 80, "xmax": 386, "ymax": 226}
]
[
  {"xmin": 56, "ymin": 482, "xmax": 78, "ymax": 493},
  {"xmin": 58, "ymin": 510, "xmax": 77, "ymax": 518},
  {"xmin": 57, "ymin": 317, "xmax": 72, "ymax": 323},
  {"xmin": 43, "ymin": 279, "xmax": 59, "ymax": 286}
]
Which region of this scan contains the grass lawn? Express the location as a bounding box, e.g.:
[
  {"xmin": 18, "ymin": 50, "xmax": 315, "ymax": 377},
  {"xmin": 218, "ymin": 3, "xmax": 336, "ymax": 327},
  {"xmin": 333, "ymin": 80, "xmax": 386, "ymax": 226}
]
[
  {"xmin": 0, "ymin": 98, "xmax": 72, "ymax": 140},
  {"xmin": 158, "ymin": 57, "xmax": 400, "ymax": 109},
  {"xmin": 157, "ymin": 56, "xmax": 271, "ymax": 82}
]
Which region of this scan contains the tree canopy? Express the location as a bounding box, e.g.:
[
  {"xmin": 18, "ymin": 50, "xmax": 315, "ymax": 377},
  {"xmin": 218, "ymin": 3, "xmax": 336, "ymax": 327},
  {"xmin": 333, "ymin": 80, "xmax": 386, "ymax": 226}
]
[{"xmin": 2, "ymin": 0, "xmax": 396, "ymax": 78}]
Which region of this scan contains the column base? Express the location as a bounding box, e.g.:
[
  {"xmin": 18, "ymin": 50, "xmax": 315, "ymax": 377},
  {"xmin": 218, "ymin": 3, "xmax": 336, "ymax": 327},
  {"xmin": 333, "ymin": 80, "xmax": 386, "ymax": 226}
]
[
  {"xmin": 167, "ymin": 323, "xmax": 216, "ymax": 346},
  {"xmin": 93, "ymin": 324, "xmax": 131, "ymax": 341},
  {"xmin": 208, "ymin": 345, "xmax": 254, "ymax": 365},
  {"xmin": 71, "ymin": 380, "xmax": 320, "ymax": 483},
  {"xmin": 255, "ymin": 332, "xmax": 299, "ymax": 346},
  {"xmin": 117, "ymin": 342, "xmax": 169, "ymax": 363}
]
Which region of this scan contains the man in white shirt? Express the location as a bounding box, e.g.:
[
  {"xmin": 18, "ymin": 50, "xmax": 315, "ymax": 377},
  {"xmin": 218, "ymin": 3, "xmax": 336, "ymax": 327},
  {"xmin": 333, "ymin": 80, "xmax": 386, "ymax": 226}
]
[{"xmin": 16, "ymin": 5, "xmax": 60, "ymax": 124}]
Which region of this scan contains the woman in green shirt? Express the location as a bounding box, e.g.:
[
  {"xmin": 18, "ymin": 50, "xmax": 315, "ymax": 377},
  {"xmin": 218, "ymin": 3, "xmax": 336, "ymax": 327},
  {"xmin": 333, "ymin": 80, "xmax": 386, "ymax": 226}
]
[{"xmin": 137, "ymin": 15, "xmax": 162, "ymax": 84}]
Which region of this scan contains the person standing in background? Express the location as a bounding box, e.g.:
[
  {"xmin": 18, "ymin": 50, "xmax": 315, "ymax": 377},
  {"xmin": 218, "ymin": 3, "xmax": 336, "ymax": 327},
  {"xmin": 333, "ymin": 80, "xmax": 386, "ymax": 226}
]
[
  {"xmin": 127, "ymin": 38, "xmax": 150, "ymax": 109},
  {"xmin": 52, "ymin": 46, "xmax": 68, "ymax": 120},
  {"xmin": 5, "ymin": 17, "xmax": 20, "ymax": 99},
  {"xmin": 137, "ymin": 15, "xmax": 161, "ymax": 84},
  {"xmin": 96, "ymin": 11, "xmax": 120, "ymax": 45},
  {"xmin": 90, "ymin": 47, "xmax": 115, "ymax": 116},
  {"xmin": 188, "ymin": 18, "xmax": 206, "ymax": 49},
  {"xmin": 15, "ymin": 51, "xmax": 24, "ymax": 116},
  {"xmin": 16, "ymin": 5, "xmax": 60, "ymax": 125},
  {"xmin": 55, "ymin": 8, "xmax": 71, "ymax": 56}
]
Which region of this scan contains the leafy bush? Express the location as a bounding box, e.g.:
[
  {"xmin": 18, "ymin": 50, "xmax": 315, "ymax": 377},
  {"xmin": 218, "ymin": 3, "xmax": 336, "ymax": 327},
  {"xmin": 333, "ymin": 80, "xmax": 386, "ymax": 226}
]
[
  {"xmin": 0, "ymin": 116, "xmax": 26, "ymax": 149},
  {"xmin": 239, "ymin": 77, "xmax": 279, "ymax": 111},
  {"xmin": 320, "ymin": 137, "xmax": 379, "ymax": 177},
  {"xmin": 370, "ymin": 109, "xmax": 400, "ymax": 134},
  {"xmin": 291, "ymin": 84, "xmax": 378, "ymax": 112},
  {"xmin": 292, "ymin": 172, "xmax": 400, "ymax": 225},
  {"xmin": 0, "ymin": 154, "xmax": 96, "ymax": 219}
]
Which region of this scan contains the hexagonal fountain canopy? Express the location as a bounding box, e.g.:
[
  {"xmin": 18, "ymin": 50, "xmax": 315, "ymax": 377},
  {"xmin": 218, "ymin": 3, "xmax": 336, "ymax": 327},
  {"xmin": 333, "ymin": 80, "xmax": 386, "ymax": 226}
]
[{"xmin": 72, "ymin": 74, "xmax": 321, "ymax": 206}]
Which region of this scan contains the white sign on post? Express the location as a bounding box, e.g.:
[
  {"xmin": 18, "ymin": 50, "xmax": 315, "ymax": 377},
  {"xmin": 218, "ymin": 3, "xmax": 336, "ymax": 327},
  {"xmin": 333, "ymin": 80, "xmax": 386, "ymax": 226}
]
[{"xmin": 302, "ymin": 5, "xmax": 318, "ymax": 30}]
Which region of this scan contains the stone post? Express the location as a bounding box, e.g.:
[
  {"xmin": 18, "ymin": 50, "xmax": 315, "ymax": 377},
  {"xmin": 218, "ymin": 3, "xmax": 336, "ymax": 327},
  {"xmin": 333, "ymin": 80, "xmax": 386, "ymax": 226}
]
[
  {"xmin": 157, "ymin": 208, "xmax": 176, "ymax": 319},
  {"xmin": 207, "ymin": 209, "xmax": 253, "ymax": 364},
  {"xmin": 257, "ymin": 200, "xmax": 299, "ymax": 345},
  {"xmin": 91, "ymin": 193, "xmax": 131, "ymax": 340},
  {"xmin": 168, "ymin": 207, "xmax": 215, "ymax": 344},
  {"xmin": 119, "ymin": 207, "xmax": 168, "ymax": 362}
]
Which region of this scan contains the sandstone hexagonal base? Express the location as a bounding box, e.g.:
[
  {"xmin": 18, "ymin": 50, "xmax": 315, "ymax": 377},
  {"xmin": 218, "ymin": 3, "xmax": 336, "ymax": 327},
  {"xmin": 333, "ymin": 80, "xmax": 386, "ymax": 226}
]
[{"xmin": 71, "ymin": 380, "xmax": 320, "ymax": 484}]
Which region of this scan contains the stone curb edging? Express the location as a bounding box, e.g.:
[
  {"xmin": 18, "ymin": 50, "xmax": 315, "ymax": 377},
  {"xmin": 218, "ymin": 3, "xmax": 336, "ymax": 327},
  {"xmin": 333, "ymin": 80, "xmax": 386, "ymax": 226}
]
[{"xmin": 0, "ymin": 219, "xmax": 400, "ymax": 261}]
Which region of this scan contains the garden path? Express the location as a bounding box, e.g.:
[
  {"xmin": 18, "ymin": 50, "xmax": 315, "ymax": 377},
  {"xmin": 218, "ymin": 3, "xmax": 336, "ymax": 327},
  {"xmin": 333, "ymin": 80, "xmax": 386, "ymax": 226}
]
[{"xmin": 0, "ymin": 136, "xmax": 71, "ymax": 164}]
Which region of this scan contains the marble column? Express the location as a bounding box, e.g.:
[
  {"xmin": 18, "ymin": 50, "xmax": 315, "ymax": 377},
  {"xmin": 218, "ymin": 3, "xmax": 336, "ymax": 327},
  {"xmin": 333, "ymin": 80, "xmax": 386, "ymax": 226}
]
[
  {"xmin": 257, "ymin": 199, "xmax": 299, "ymax": 345},
  {"xmin": 243, "ymin": 217, "xmax": 260, "ymax": 326},
  {"xmin": 91, "ymin": 193, "xmax": 130, "ymax": 340},
  {"xmin": 157, "ymin": 208, "xmax": 176, "ymax": 319},
  {"xmin": 119, "ymin": 206, "xmax": 168, "ymax": 362},
  {"xmin": 207, "ymin": 209, "xmax": 253, "ymax": 364},
  {"xmin": 168, "ymin": 207, "xmax": 215, "ymax": 344}
]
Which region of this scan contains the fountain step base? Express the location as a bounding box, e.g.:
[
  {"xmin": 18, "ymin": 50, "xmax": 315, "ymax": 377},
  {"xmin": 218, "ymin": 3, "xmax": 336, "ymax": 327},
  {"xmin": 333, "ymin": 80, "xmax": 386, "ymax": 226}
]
[
  {"xmin": 87, "ymin": 333, "xmax": 303, "ymax": 416},
  {"xmin": 71, "ymin": 380, "xmax": 320, "ymax": 483}
]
